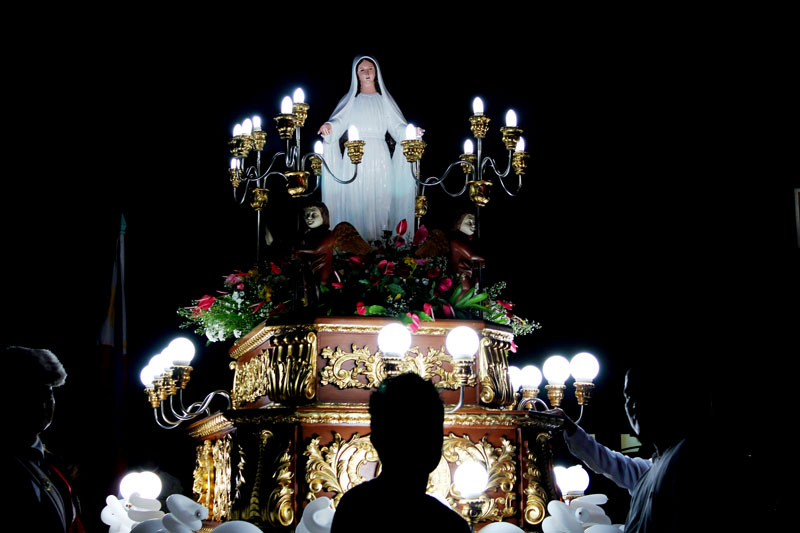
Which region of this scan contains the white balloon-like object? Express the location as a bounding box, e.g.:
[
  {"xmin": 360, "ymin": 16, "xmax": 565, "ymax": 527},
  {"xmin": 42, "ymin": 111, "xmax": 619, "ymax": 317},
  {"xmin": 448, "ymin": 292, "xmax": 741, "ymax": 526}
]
[
  {"xmin": 130, "ymin": 519, "xmax": 166, "ymax": 533},
  {"xmin": 166, "ymin": 494, "xmax": 208, "ymax": 531},
  {"xmin": 542, "ymin": 500, "xmax": 583, "ymax": 533},
  {"xmin": 212, "ymin": 521, "xmax": 264, "ymax": 532},
  {"xmin": 479, "ymin": 522, "xmax": 525, "ymax": 532},
  {"xmin": 542, "ymin": 494, "xmax": 622, "ymax": 533},
  {"xmin": 296, "ymin": 497, "xmax": 335, "ymax": 533},
  {"xmin": 102, "ymin": 492, "xmax": 165, "ymax": 533}
]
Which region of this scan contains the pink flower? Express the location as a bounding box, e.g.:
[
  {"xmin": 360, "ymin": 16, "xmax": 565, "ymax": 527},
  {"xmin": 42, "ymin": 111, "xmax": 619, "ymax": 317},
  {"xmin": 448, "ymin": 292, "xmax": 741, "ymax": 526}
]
[
  {"xmin": 509, "ymin": 341, "xmax": 518, "ymax": 353},
  {"xmin": 249, "ymin": 301, "xmax": 264, "ymax": 314},
  {"xmin": 331, "ymin": 282, "xmax": 343, "ymax": 289},
  {"xmin": 270, "ymin": 262, "xmax": 282, "ymax": 275},
  {"xmin": 423, "ymin": 302, "xmax": 434, "ymax": 320},
  {"xmin": 197, "ymin": 295, "xmax": 216, "ymax": 311},
  {"xmin": 349, "ymin": 255, "xmax": 364, "ymax": 265},
  {"xmin": 497, "ymin": 300, "xmax": 514, "ymax": 310},
  {"xmin": 437, "ymin": 278, "xmax": 452, "ymax": 292},
  {"xmin": 224, "ymin": 274, "xmax": 242, "ymax": 286},
  {"xmin": 236, "ymin": 283, "xmax": 245, "ymax": 290},
  {"xmin": 378, "ymin": 260, "xmax": 395, "ymax": 276},
  {"xmin": 427, "ymin": 268, "xmax": 441, "ymax": 278},
  {"xmin": 396, "ymin": 219, "xmax": 408, "ymax": 236},
  {"xmin": 356, "ymin": 302, "xmax": 366, "ymax": 315},
  {"xmin": 412, "ymin": 225, "xmax": 428, "ymax": 246},
  {"xmin": 406, "ymin": 312, "xmax": 420, "ymax": 333},
  {"xmin": 442, "ymin": 304, "xmax": 454, "ymax": 318}
]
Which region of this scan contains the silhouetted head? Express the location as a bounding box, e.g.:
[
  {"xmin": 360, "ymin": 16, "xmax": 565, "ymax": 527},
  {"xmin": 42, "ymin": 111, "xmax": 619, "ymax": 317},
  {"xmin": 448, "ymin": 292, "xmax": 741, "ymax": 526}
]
[
  {"xmin": 6, "ymin": 346, "xmax": 67, "ymax": 446},
  {"xmin": 369, "ymin": 373, "xmax": 444, "ymax": 476}
]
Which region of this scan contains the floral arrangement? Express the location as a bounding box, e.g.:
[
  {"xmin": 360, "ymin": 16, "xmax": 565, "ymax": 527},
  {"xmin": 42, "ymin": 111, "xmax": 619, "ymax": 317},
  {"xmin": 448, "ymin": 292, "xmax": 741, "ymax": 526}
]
[{"xmin": 178, "ymin": 221, "xmax": 539, "ymax": 344}]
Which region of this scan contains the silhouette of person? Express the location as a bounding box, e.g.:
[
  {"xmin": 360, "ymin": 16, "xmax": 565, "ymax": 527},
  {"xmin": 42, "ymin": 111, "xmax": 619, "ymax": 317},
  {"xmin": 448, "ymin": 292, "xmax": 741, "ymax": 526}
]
[
  {"xmin": 331, "ymin": 373, "xmax": 470, "ymax": 533},
  {"xmin": 6, "ymin": 346, "xmax": 84, "ymax": 532}
]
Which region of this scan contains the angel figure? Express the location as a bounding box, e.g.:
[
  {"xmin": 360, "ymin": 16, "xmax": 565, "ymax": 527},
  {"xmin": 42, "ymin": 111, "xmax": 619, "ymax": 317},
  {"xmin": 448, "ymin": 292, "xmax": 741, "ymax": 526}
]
[
  {"xmin": 295, "ymin": 202, "xmax": 373, "ymax": 299},
  {"xmin": 415, "ymin": 212, "xmax": 485, "ymax": 293}
]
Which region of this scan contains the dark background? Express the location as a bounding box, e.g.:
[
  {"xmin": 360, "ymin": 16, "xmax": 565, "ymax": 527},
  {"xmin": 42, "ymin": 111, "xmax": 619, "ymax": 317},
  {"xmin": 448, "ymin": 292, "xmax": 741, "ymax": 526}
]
[{"xmin": 2, "ymin": 15, "xmax": 795, "ymax": 529}]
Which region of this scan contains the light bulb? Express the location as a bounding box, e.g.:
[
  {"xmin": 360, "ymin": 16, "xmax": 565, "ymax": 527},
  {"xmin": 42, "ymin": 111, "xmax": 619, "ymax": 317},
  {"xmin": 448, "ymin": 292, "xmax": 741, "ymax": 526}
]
[
  {"xmin": 453, "ymin": 461, "xmax": 489, "ymax": 498},
  {"xmin": 348, "ymin": 125, "xmax": 360, "ymax": 141},
  {"xmin": 314, "ymin": 140, "xmax": 324, "ymax": 154},
  {"xmin": 520, "ymin": 365, "xmax": 543, "ymax": 388},
  {"xmin": 233, "ymin": 123, "xmax": 242, "ymax": 137},
  {"xmin": 252, "ymin": 116, "xmax": 262, "ymax": 131},
  {"xmin": 293, "ymin": 88, "xmax": 305, "ymax": 104},
  {"xmin": 505, "ymin": 109, "xmax": 517, "ymax": 127},
  {"xmin": 445, "ymin": 326, "xmax": 480, "ymax": 361},
  {"xmin": 148, "ymin": 353, "xmax": 171, "ymax": 376},
  {"xmin": 241, "ymin": 118, "xmax": 253, "ymax": 136},
  {"xmin": 119, "ymin": 471, "xmax": 162, "ymax": 500},
  {"xmin": 377, "ymin": 323, "xmax": 411, "ymax": 356},
  {"xmin": 167, "ymin": 337, "xmax": 195, "ymax": 366},
  {"xmin": 567, "ymin": 465, "xmax": 590, "ymax": 493},
  {"xmin": 280, "ymin": 96, "xmax": 293, "ymax": 114},
  {"xmin": 463, "ymin": 139, "xmax": 474, "ymax": 154},
  {"xmin": 543, "ymin": 355, "xmax": 571, "ymax": 385},
  {"xmin": 570, "ymin": 352, "xmax": 599, "ymax": 383},
  {"xmin": 516, "ymin": 138, "xmax": 525, "ymax": 152},
  {"xmin": 472, "ymin": 97, "xmax": 484, "ymax": 115},
  {"xmin": 553, "ymin": 466, "xmax": 569, "ymax": 493},
  {"xmin": 230, "ymin": 158, "xmax": 238, "ymax": 170},
  {"xmin": 405, "ymin": 123, "xmax": 416, "ymax": 140},
  {"xmin": 139, "ymin": 365, "xmax": 157, "ymax": 387},
  {"xmin": 508, "ymin": 365, "xmax": 523, "ymax": 392}
]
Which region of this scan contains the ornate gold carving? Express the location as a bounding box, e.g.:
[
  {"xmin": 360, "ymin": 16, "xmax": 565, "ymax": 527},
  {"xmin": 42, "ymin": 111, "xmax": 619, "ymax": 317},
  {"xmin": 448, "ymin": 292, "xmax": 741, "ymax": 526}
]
[
  {"xmin": 193, "ymin": 435, "xmax": 232, "ymax": 522},
  {"xmin": 268, "ymin": 445, "xmax": 295, "ymax": 527},
  {"xmin": 478, "ymin": 337, "xmax": 516, "ymax": 408},
  {"xmin": 523, "ymin": 432, "xmax": 553, "ymax": 526},
  {"xmin": 186, "ymin": 413, "xmax": 233, "ymax": 439},
  {"xmin": 444, "ymin": 434, "xmax": 517, "ymax": 524},
  {"xmin": 304, "ymin": 433, "xmax": 379, "ymax": 506},
  {"xmin": 320, "ymin": 344, "xmax": 474, "ymax": 391},
  {"xmin": 232, "ymin": 330, "xmax": 317, "ymax": 407}
]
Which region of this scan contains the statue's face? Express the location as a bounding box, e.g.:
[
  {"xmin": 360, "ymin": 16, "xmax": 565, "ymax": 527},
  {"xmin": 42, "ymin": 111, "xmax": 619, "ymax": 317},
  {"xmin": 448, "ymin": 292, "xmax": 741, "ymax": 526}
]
[
  {"xmin": 459, "ymin": 214, "xmax": 476, "ymax": 236},
  {"xmin": 356, "ymin": 59, "xmax": 376, "ymax": 87},
  {"xmin": 304, "ymin": 207, "xmax": 323, "ymax": 229}
]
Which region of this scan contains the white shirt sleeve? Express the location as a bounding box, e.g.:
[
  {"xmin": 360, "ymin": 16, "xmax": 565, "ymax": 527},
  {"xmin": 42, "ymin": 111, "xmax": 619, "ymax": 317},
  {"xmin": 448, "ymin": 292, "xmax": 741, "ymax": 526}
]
[{"xmin": 565, "ymin": 425, "xmax": 652, "ymax": 493}]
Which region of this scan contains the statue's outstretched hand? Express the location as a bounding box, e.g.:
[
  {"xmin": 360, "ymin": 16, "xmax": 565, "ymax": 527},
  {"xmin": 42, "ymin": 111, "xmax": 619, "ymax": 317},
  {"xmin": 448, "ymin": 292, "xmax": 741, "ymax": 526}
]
[{"xmin": 318, "ymin": 123, "xmax": 332, "ymax": 136}]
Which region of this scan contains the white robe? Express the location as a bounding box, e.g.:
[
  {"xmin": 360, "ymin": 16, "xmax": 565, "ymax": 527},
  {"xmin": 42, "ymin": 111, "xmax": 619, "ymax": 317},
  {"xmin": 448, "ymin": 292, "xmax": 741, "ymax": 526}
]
[{"xmin": 321, "ymin": 56, "xmax": 415, "ymax": 243}]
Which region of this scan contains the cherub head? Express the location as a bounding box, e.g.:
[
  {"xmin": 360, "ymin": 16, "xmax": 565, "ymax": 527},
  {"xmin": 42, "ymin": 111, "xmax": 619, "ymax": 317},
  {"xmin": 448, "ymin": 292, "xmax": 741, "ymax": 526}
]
[
  {"xmin": 302, "ymin": 202, "xmax": 330, "ymax": 230},
  {"xmin": 453, "ymin": 212, "xmax": 476, "ymax": 236}
]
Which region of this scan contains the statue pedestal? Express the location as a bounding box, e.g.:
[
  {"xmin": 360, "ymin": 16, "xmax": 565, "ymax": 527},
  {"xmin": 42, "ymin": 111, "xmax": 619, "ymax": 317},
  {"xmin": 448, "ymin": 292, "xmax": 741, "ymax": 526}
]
[{"xmin": 186, "ymin": 317, "xmax": 561, "ymax": 531}]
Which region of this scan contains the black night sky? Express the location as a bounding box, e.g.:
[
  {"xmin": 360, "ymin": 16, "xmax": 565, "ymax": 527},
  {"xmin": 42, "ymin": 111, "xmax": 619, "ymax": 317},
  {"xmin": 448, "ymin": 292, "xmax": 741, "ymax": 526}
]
[{"xmin": 2, "ymin": 15, "xmax": 796, "ymax": 529}]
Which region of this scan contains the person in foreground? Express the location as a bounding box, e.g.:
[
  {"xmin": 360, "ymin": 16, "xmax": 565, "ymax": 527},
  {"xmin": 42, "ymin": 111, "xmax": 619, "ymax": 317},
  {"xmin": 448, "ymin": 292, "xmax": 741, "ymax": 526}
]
[
  {"xmin": 6, "ymin": 345, "xmax": 84, "ymax": 532},
  {"xmin": 330, "ymin": 373, "xmax": 470, "ymax": 533}
]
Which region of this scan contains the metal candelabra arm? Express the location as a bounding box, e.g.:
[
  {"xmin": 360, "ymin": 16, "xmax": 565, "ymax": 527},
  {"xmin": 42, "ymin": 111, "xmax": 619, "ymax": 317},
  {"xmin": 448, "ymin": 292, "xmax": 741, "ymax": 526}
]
[{"xmin": 418, "ymin": 161, "xmax": 474, "ymax": 197}]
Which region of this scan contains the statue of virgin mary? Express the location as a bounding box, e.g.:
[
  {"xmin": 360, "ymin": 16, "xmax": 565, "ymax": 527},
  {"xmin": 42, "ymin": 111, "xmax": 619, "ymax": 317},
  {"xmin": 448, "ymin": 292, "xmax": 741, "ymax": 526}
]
[{"xmin": 318, "ymin": 56, "xmax": 416, "ymax": 243}]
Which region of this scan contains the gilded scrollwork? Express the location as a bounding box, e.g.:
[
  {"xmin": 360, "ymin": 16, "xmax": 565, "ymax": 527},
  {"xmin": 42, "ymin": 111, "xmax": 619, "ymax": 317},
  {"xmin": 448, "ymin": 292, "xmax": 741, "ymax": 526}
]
[
  {"xmin": 192, "ymin": 435, "xmax": 232, "ymax": 522},
  {"xmin": 478, "ymin": 337, "xmax": 515, "ymax": 407},
  {"xmin": 304, "ymin": 433, "xmax": 379, "ymax": 506},
  {"xmin": 443, "ymin": 434, "xmax": 517, "ymax": 524},
  {"xmin": 523, "ymin": 432, "xmax": 555, "ymax": 526},
  {"xmin": 267, "ymin": 445, "xmax": 295, "ymax": 527},
  {"xmin": 231, "ymin": 331, "xmax": 317, "ymax": 407},
  {"xmin": 319, "ymin": 344, "xmax": 473, "ymax": 391}
]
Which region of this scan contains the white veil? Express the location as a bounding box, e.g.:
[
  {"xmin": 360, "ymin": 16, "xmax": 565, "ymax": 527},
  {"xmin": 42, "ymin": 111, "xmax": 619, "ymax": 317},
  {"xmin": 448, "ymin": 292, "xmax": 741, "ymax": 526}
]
[{"xmin": 327, "ymin": 55, "xmax": 406, "ymax": 127}]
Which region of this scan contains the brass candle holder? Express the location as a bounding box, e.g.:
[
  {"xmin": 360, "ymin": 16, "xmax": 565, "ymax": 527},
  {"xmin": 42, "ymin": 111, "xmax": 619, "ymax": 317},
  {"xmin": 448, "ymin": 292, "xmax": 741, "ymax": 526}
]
[
  {"xmin": 292, "ymin": 102, "xmax": 309, "ymax": 128},
  {"xmin": 310, "ymin": 155, "xmax": 323, "ymax": 176},
  {"xmin": 228, "ymin": 167, "xmax": 242, "ymax": 188},
  {"xmin": 400, "ymin": 139, "xmax": 426, "ymax": 162},
  {"xmin": 145, "ymin": 386, "xmax": 160, "ymax": 408},
  {"xmin": 173, "ymin": 365, "xmax": 193, "ymax": 390},
  {"xmin": 545, "ymin": 384, "xmax": 566, "ymax": 407},
  {"xmin": 469, "ymin": 114, "xmax": 491, "ymax": 139},
  {"xmin": 380, "ymin": 353, "xmax": 404, "ymax": 378},
  {"xmin": 512, "ymin": 150, "xmax": 529, "ymax": 175},
  {"xmin": 252, "ymin": 129, "xmax": 268, "ymax": 151},
  {"xmin": 415, "ymin": 195, "xmax": 428, "ymax": 218},
  {"xmin": 229, "ymin": 136, "xmax": 254, "ymax": 159},
  {"xmin": 286, "ymin": 171, "xmax": 309, "ymax": 198},
  {"xmin": 500, "ymin": 126, "xmax": 523, "ymax": 151},
  {"xmin": 274, "ymin": 113, "xmax": 297, "ymax": 140},
  {"xmin": 468, "ymin": 180, "xmax": 492, "ymax": 207},
  {"xmin": 251, "ymin": 188, "xmax": 270, "ymax": 211},
  {"xmin": 574, "ymin": 382, "xmax": 594, "ymax": 406},
  {"xmin": 344, "ymin": 140, "xmax": 366, "ymax": 164},
  {"xmin": 459, "ymin": 153, "xmax": 477, "ymax": 175},
  {"xmin": 518, "ymin": 386, "xmax": 540, "ymax": 410}
]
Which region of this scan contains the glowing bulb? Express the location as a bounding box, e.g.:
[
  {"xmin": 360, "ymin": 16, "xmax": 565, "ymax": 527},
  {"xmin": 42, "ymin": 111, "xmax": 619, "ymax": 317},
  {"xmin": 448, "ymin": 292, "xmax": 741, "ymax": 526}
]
[
  {"xmin": 445, "ymin": 326, "xmax": 480, "ymax": 361},
  {"xmin": 506, "ymin": 109, "xmax": 517, "ymax": 127},
  {"xmin": 241, "ymin": 118, "xmax": 253, "ymax": 136},
  {"xmin": 230, "ymin": 158, "xmax": 238, "ymax": 170},
  {"xmin": 252, "ymin": 116, "xmax": 262, "ymax": 131},
  {"xmin": 148, "ymin": 352, "xmax": 171, "ymax": 376},
  {"xmin": 508, "ymin": 365, "xmax": 523, "ymax": 392},
  {"xmin": 377, "ymin": 323, "xmax": 411, "ymax": 356},
  {"xmin": 516, "ymin": 138, "xmax": 525, "ymax": 152},
  {"xmin": 167, "ymin": 337, "xmax": 195, "ymax": 366},
  {"xmin": 348, "ymin": 125, "xmax": 360, "ymax": 141},
  {"xmin": 280, "ymin": 96, "xmax": 293, "ymax": 114},
  {"xmin": 520, "ymin": 365, "xmax": 543, "ymax": 389},
  {"xmin": 233, "ymin": 123, "xmax": 242, "ymax": 137},
  {"xmin": 314, "ymin": 141, "xmax": 324, "ymax": 154},
  {"xmin": 463, "ymin": 139, "xmax": 474, "ymax": 154},
  {"xmin": 454, "ymin": 461, "xmax": 489, "ymax": 498},
  {"xmin": 139, "ymin": 365, "xmax": 157, "ymax": 387},
  {"xmin": 570, "ymin": 352, "xmax": 599, "ymax": 383},
  {"xmin": 405, "ymin": 123, "xmax": 416, "ymax": 140},
  {"xmin": 472, "ymin": 97, "xmax": 484, "ymax": 115},
  {"xmin": 543, "ymin": 355, "xmax": 571, "ymax": 386},
  {"xmin": 119, "ymin": 471, "xmax": 162, "ymax": 500},
  {"xmin": 293, "ymin": 88, "xmax": 305, "ymax": 104}
]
